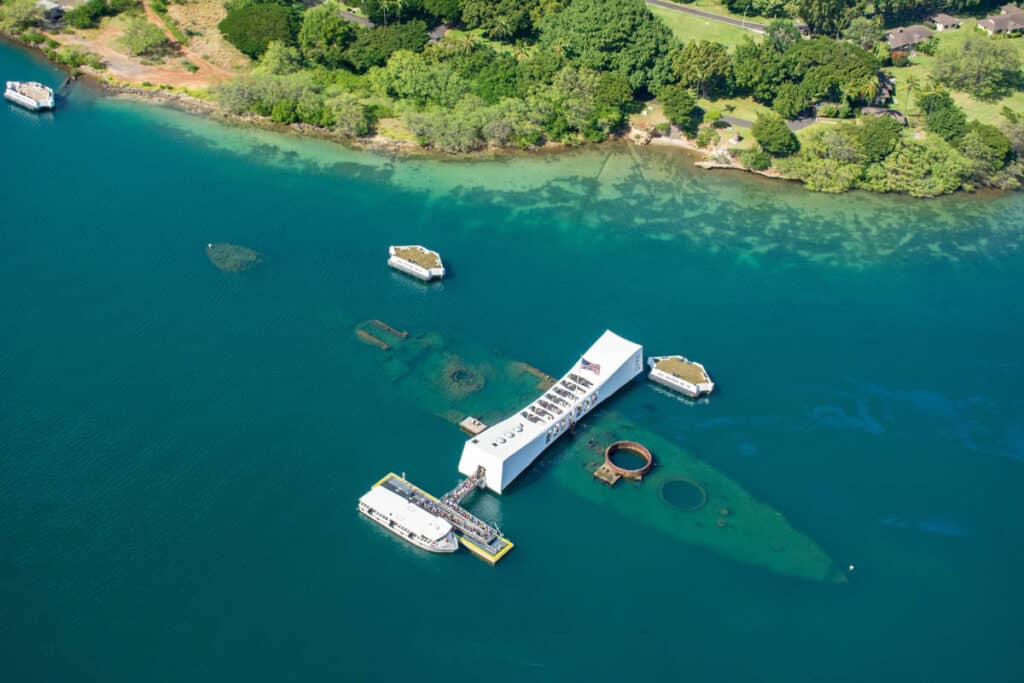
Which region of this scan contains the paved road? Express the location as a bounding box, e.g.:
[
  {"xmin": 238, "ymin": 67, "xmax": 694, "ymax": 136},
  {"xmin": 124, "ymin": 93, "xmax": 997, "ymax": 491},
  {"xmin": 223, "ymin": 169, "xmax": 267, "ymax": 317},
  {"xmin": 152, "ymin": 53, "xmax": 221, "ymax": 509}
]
[
  {"xmin": 339, "ymin": 9, "xmax": 372, "ymax": 27},
  {"xmin": 645, "ymin": 0, "xmax": 767, "ymax": 34},
  {"xmin": 722, "ymin": 114, "xmax": 817, "ymax": 131}
]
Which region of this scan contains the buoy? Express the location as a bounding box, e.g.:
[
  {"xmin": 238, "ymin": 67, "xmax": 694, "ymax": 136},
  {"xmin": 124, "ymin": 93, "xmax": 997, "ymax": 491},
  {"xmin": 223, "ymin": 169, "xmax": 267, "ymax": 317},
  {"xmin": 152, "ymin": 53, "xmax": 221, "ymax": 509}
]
[{"xmin": 849, "ymin": 564, "xmax": 856, "ymax": 572}]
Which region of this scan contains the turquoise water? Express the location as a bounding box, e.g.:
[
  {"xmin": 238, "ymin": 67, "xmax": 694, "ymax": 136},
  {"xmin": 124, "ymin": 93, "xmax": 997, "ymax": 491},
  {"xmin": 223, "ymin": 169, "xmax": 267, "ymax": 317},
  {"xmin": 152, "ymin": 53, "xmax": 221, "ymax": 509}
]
[{"xmin": 3, "ymin": 42, "xmax": 1024, "ymax": 681}]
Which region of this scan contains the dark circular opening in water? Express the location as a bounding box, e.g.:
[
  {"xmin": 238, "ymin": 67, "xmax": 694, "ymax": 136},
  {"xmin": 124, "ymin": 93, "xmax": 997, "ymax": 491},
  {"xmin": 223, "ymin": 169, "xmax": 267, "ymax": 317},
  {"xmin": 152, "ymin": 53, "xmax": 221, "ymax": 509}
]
[
  {"xmin": 450, "ymin": 369, "xmax": 472, "ymax": 384},
  {"xmin": 660, "ymin": 479, "xmax": 707, "ymax": 511},
  {"xmin": 609, "ymin": 448, "xmax": 649, "ymax": 471}
]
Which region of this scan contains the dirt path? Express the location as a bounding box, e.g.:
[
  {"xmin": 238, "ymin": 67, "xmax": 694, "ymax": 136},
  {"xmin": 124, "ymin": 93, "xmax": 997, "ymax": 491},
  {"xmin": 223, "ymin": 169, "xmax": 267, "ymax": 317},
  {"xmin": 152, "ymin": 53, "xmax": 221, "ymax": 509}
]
[{"xmin": 142, "ymin": 2, "xmax": 231, "ymax": 82}]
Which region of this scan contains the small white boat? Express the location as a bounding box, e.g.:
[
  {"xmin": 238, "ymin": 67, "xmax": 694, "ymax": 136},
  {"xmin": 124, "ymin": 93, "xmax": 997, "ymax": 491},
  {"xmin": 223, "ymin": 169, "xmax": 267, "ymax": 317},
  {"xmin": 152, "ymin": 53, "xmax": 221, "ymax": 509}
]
[
  {"xmin": 358, "ymin": 485, "xmax": 458, "ymax": 553},
  {"xmin": 647, "ymin": 355, "xmax": 715, "ymax": 398},
  {"xmin": 387, "ymin": 244, "xmax": 445, "ymax": 281},
  {"xmin": 4, "ymin": 81, "xmax": 55, "ymax": 111}
]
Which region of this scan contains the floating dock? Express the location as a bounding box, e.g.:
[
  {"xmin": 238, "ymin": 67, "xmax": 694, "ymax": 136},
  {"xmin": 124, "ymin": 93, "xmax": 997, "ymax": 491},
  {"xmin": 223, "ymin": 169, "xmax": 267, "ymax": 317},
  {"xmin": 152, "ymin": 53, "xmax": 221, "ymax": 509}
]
[
  {"xmin": 370, "ymin": 472, "xmax": 513, "ymax": 564},
  {"xmin": 647, "ymin": 355, "xmax": 714, "ymax": 398},
  {"xmin": 388, "ymin": 245, "xmax": 445, "ymax": 281},
  {"xmin": 459, "ymin": 416, "xmax": 488, "ymax": 436}
]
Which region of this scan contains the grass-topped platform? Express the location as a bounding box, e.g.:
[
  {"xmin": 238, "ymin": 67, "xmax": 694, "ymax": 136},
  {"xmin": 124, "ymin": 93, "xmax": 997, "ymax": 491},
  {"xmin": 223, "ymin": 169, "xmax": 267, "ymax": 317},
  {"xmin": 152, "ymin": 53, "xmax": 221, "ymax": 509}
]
[{"xmin": 654, "ymin": 356, "xmax": 711, "ymax": 384}]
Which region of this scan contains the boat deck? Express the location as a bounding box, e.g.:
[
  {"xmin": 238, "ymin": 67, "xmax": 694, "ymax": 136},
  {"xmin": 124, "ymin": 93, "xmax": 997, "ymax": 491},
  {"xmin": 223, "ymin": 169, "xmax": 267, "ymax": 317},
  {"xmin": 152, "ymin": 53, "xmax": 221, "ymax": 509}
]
[
  {"xmin": 16, "ymin": 83, "xmax": 51, "ymax": 102},
  {"xmin": 653, "ymin": 357, "xmax": 710, "ymax": 384},
  {"xmin": 374, "ymin": 473, "xmax": 513, "ymax": 564},
  {"xmin": 392, "ymin": 246, "xmax": 442, "ymax": 270}
]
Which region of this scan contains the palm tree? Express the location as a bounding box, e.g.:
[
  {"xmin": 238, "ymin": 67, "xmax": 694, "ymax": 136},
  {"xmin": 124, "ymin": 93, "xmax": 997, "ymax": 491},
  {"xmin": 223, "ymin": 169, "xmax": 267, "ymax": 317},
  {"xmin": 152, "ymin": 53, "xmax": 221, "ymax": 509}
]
[{"xmin": 903, "ymin": 75, "xmax": 919, "ymax": 114}]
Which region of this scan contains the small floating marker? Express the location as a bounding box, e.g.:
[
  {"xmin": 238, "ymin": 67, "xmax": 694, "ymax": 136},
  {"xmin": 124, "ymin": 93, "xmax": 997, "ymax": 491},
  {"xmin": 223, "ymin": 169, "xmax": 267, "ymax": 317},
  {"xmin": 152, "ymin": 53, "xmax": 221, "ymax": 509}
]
[{"xmin": 849, "ymin": 564, "xmax": 856, "ymax": 572}]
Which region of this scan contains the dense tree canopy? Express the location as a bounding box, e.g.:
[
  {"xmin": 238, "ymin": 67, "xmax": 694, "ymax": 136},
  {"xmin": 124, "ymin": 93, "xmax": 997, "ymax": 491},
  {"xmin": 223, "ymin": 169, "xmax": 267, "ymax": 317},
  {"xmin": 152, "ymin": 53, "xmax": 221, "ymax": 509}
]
[
  {"xmin": 752, "ymin": 112, "xmax": 800, "ymax": 156},
  {"xmin": 345, "ymin": 20, "xmax": 428, "ymax": 72},
  {"xmin": 538, "ymin": 0, "xmax": 675, "ymax": 91},
  {"xmin": 298, "ymin": 2, "xmax": 357, "ymax": 68},
  {"xmin": 918, "ymin": 90, "xmax": 967, "ymax": 142},
  {"xmin": 220, "ymin": 2, "xmax": 299, "ymax": 58},
  {"xmin": 674, "ymin": 40, "xmax": 731, "ymax": 99},
  {"xmin": 932, "ymin": 36, "xmax": 1021, "ymax": 101}
]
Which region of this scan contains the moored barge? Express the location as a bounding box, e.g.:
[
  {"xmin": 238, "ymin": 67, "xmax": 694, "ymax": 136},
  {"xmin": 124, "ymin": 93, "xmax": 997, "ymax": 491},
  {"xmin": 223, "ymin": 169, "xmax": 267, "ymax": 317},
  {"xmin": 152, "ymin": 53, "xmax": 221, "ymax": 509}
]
[
  {"xmin": 5, "ymin": 81, "xmax": 55, "ymax": 111},
  {"xmin": 387, "ymin": 245, "xmax": 445, "ymax": 281},
  {"xmin": 647, "ymin": 355, "xmax": 715, "ymax": 398}
]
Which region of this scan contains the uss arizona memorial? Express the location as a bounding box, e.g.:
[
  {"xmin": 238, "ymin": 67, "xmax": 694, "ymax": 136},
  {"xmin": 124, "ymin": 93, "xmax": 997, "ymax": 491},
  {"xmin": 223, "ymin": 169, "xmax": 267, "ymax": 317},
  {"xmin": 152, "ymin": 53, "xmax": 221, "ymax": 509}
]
[{"xmin": 458, "ymin": 330, "xmax": 644, "ymax": 493}]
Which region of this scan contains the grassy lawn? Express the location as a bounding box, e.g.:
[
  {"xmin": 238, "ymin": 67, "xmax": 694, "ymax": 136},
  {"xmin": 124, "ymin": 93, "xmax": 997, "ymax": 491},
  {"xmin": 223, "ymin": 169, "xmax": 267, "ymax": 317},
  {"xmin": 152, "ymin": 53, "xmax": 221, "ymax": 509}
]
[
  {"xmin": 649, "ymin": 5, "xmax": 762, "ymax": 48},
  {"xmin": 697, "ymin": 96, "xmax": 772, "ymax": 121},
  {"xmin": 887, "ymin": 20, "xmax": 1024, "ymax": 126}
]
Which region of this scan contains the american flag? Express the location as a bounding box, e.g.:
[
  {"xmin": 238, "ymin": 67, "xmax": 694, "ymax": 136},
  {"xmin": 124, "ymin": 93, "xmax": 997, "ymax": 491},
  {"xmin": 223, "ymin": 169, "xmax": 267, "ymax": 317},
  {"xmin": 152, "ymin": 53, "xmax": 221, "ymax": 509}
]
[{"xmin": 581, "ymin": 358, "xmax": 601, "ymax": 375}]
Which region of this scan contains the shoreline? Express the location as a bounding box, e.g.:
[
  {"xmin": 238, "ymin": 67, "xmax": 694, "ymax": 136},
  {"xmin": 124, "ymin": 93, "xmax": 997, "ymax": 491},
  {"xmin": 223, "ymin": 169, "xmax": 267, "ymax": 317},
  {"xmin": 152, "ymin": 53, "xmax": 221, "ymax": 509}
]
[{"xmin": 0, "ymin": 31, "xmax": 1007, "ymax": 197}]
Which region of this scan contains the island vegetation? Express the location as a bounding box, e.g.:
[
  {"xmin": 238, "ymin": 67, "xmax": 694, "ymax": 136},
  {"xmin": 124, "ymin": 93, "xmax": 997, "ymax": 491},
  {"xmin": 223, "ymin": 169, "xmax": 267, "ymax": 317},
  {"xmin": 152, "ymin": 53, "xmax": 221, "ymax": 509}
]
[{"xmin": 5, "ymin": 0, "xmax": 1024, "ymax": 195}]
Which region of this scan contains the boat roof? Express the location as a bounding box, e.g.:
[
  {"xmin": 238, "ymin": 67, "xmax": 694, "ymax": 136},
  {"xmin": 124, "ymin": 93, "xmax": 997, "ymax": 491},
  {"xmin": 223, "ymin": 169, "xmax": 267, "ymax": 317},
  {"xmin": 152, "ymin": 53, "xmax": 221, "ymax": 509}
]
[{"xmin": 360, "ymin": 486, "xmax": 452, "ymax": 540}]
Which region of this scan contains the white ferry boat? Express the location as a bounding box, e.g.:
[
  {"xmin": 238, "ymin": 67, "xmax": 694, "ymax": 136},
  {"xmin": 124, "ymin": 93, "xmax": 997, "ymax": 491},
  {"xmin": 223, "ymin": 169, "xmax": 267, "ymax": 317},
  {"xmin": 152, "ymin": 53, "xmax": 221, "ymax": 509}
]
[
  {"xmin": 387, "ymin": 245, "xmax": 445, "ymax": 281},
  {"xmin": 647, "ymin": 355, "xmax": 715, "ymax": 398},
  {"xmin": 4, "ymin": 81, "xmax": 55, "ymax": 111},
  {"xmin": 358, "ymin": 485, "xmax": 458, "ymax": 553}
]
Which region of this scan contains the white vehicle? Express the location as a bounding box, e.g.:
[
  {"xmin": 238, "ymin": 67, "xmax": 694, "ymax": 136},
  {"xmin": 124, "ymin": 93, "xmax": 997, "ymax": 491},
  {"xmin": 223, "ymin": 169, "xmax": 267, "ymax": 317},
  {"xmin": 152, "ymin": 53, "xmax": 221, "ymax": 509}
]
[
  {"xmin": 647, "ymin": 355, "xmax": 715, "ymax": 398},
  {"xmin": 5, "ymin": 81, "xmax": 55, "ymax": 111},
  {"xmin": 358, "ymin": 485, "xmax": 458, "ymax": 553}
]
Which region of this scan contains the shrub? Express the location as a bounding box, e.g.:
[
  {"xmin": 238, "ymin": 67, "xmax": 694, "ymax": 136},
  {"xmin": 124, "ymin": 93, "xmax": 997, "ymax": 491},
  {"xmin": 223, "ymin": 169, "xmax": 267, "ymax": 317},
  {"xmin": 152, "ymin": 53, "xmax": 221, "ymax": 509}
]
[
  {"xmin": 916, "ymin": 36, "xmax": 938, "ymax": 56},
  {"xmin": 21, "ymin": 29, "xmax": 45, "ymax": 44},
  {"xmin": 181, "ymin": 59, "xmax": 199, "ymax": 73},
  {"xmin": 696, "ymin": 127, "xmax": 719, "ymax": 148},
  {"xmin": 654, "ymin": 122, "xmax": 671, "ymax": 136},
  {"xmin": 657, "ymin": 83, "xmax": 697, "ymax": 135},
  {"xmin": 739, "ymin": 149, "xmax": 772, "ymax": 170},
  {"xmin": 1, "ymin": 0, "xmax": 43, "ymax": 30},
  {"xmin": 890, "ymin": 50, "xmax": 909, "ymax": 67},
  {"xmin": 219, "ymin": 2, "xmax": 298, "ymax": 58},
  {"xmin": 752, "ymin": 112, "xmax": 799, "ymax": 156},
  {"xmin": 64, "ymin": 0, "xmax": 106, "ymax": 29},
  {"xmin": 121, "ymin": 17, "xmax": 170, "ymax": 56},
  {"xmin": 816, "ymin": 102, "xmax": 852, "ymax": 118}
]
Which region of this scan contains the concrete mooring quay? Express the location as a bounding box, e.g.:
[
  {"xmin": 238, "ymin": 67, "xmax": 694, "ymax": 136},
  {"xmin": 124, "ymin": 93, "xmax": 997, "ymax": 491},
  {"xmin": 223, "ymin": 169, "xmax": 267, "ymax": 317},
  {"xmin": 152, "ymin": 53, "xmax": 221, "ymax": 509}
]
[{"xmin": 377, "ymin": 473, "xmax": 514, "ymax": 564}]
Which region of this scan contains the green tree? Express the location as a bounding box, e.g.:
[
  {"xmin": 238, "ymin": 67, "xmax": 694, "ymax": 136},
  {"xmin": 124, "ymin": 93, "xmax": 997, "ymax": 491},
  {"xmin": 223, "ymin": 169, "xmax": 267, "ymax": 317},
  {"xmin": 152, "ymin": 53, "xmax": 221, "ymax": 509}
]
[
  {"xmin": 797, "ymin": 0, "xmax": 846, "ymax": 37},
  {"xmin": 256, "ymin": 39, "xmax": 302, "ymax": 74},
  {"xmin": 932, "ymin": 36, "xmax": 1021, "ymax": 101},
  {"xmin": 959, "ymin": 120, "xmax": 1012, "ymax": 182},
  {"xmin": 63, "ymin": 0, "xmax": 106, "ymax": 29},
  {"xmin": 1, "ymin": 0, "xmax": 43, "ymax": 30},
  {"xmin": 858, "ymin": 114, "xmax": 903, "ymax": 163},
  {"xmin": 772, "ymin": 82, "xmax": 810, "ymax": 119},
  {"xmin": 328, "ymin": 92, "xmax": 372, "ymax": 136},
  {"xmin": 121, "ymin": 18, "xmax": 170, "ymax": 57},
  {"xmin": 917, "ymin": 89, "xmax": 966, "ymax": 142},
  {"xmin": 842, "ymin": 16, "xmax": 881, "ymax": 50},
  {"xmin": 299, "ymin": 2, "xmax": 357, "ymax": 68},
  {"xmin": 423, "ymin": 0, "xmax": 459, "ymax": 22},
  {"xmin": 731, "ymin": 39, "xmax": 782, "ymax": 102},
  {"xmin": 752, "ymin": 111, "xmax": 799, "ymax": 156},
  {"xmin": 345, "ymin": 20, "xmax": 428, "ymax": 71},
  {"xmin": 460, "ymin": 0, "xmax": 539, "ymax": 41},
  {"xmin": 766, "ymin": 18, "xmax": 800, "ymax": 53},
  {"xmin": 657, "ymin": 83, "xmax": 697, "ymax": 132},
  {"xmin": 538, "ymin": 0, "xmax": 676, "ymax": 91},
  {"xmin": 674, "ymin": 40, "xmax": 732, "ymax": 99},
  {"xmin": 219, "ymin": 2, "xmax": 299, "ymax": 59},
  {"xmin": 881, "ymin": 136, "xmax": 970, "ymax": 197}
]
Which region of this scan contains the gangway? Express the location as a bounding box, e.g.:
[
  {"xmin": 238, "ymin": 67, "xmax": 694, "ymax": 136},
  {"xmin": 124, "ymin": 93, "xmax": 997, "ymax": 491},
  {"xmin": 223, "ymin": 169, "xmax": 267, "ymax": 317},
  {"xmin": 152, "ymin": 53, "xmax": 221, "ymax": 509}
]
[{"xmin": 377, "ymin": 472, "xmax": 513, "ymax": 564}]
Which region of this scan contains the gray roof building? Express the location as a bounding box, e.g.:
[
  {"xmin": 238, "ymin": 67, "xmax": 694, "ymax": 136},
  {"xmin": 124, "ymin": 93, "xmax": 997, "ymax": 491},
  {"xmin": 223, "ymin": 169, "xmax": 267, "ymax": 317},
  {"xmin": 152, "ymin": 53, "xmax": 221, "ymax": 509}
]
[{"xmin": 885, "ymin": 25, "xmax": 934, "ymax": 50}]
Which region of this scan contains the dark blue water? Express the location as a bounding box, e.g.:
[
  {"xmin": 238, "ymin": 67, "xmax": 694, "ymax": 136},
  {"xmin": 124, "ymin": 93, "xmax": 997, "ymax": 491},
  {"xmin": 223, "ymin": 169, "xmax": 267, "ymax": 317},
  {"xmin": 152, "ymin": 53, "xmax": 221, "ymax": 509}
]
[{"xmin": 2, "ymin": 42, "xmax": 1023, "ymax": 682}]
